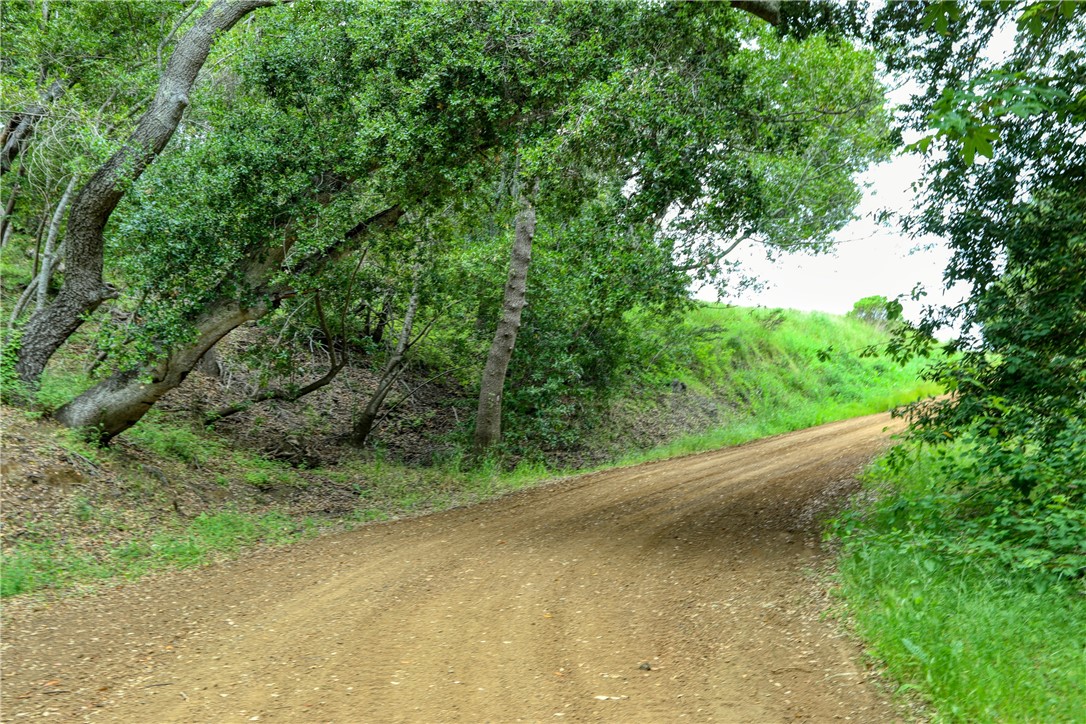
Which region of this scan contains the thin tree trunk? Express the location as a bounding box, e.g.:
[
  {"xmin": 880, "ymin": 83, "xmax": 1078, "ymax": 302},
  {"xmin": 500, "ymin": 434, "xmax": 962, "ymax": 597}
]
[
  {"xmin": 0, "ymin": 182, "xmax": 19, "ymax": 242},
  {"xmin": 8, "ymin": 274, "xmax": 39, "ymax": 330},
  {"xmin": 206, "ymin": 290, "xmax": 346, "ymax": 423},
  {"xmin": 473, "ymin": 188, "xmax": 536, "ymax": 452},
  {"xmin": 36, "ymin": 175, "xmax": 77, "ymax": 310},
  {"xmin": 30, "ymin": 188, "xmax": 51, "ymax": 280},
  {"xmin": 1, "ymin": 80, "xmax": 66, "ymax": 176},
  {"xmin": 14, "ymin": 0, "xmax": 282, "ymax": 386},
  {"xmin": 353, "ymin": 273, "xmax": 422, "ymax": 445}
]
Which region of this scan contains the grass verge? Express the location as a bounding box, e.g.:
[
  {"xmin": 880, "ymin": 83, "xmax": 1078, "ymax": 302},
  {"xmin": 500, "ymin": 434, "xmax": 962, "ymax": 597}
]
[
  {"xmin": 614, "ymin": 382, "xmax": 939, "ymax": 467},
  {"xmin": 1, "ymin": 510, "xmax": 317, "ymax": 598},
  {"xmin": 830, "ymin": 446, "xmax": 1086, "ymax": 722}
]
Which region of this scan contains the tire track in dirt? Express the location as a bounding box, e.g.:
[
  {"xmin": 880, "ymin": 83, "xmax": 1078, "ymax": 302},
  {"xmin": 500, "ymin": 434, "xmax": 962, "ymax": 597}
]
[{"xmin": 2, "ymin": 413, "xmax": 903, "ymax": 722}]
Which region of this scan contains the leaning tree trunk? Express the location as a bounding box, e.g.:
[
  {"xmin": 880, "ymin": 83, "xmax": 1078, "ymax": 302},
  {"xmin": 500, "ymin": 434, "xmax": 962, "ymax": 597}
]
[
  {"xmin": 14, "ymin": 0, "xmax": 280, "ymax": 386},
  {"xmin": 353, "ymin": 274, "xmax": 421, "ymax": 445},
  {"xmin": 51, "ymin": 205, "xmax": 402, "ymax": 441},
  {"xmin": 0, "ymin": 181, "xmax": 19, "ymax": 242},
  {"xmin": 473, "ymin": 189, "xmax": 536, "ymax": 453},
  {"xmin": 35, "ymin": 175, "xmax": 78, "ymax": 310},
  {"xmin": 54, "ymin": 295, "xmax": 272, "ymax": 443}
]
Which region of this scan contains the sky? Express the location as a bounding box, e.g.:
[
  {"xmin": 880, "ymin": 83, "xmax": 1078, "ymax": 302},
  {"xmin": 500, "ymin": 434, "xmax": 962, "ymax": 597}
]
[{"xmin": 699, "ymin": 151, "xmax": 967, "ymax": 327}]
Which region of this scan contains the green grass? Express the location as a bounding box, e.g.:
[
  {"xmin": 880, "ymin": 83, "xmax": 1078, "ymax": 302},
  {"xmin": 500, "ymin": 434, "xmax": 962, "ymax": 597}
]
[
  {"xmin": 613, "ymin": 384, "xmax": 936, "ymax": 467},
  {"xmin": 125, "ymin": 420, "xmax": 213, "ymax": 465},
  {"xmin": 608, "ymin": 303, "xmax": 939, "ymax": 465},
  {"xmin": 1, "ymin": 510, "xmax": 316, "ymax": 598},
  {"xmin": 318, "ymin": 452, "xmax": 548, "ymax": 519},
  {"xmin": 831, "ymin": 447, "xmax": 1086, "ymax": 722}
]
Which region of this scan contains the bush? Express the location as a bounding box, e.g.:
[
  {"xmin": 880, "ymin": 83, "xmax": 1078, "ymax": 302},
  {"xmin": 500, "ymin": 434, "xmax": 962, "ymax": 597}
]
[
  {"xmin": 846, "ymin": 295, "xmax": 900, "ymax": 330},
  {"xmin": 839, "ymin": 427, "xmax": 1086, "ymax": 582}
]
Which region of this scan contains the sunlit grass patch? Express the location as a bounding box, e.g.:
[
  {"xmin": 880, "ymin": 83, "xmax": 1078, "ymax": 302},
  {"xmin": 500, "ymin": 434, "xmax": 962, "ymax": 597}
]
[{"xmin": 1, "ymin": 510, "xmax": 317, "ymax": 598}]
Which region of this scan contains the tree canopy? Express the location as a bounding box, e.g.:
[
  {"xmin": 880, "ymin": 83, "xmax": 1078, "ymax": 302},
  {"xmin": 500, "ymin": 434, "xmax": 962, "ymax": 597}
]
[{"xmin": 1, "ymin": 0, "xmax": 894, "ymax": 447}]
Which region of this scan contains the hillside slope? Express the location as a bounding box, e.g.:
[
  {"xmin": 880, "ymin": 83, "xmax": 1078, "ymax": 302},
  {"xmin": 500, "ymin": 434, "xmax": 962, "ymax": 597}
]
[{"xmin": 1, "ymin": 304, "xmax": 935, "ymax": 598}]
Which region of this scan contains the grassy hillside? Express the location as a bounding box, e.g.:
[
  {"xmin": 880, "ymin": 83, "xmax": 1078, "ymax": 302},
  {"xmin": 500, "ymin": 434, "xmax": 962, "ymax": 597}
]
[
  {"xmin": 2, "ymin": 303, "xmax": 935, "ymax": 598},
  {"xmin": 590, "ymin": 303, "xmax": 937, "ymax": 464}
]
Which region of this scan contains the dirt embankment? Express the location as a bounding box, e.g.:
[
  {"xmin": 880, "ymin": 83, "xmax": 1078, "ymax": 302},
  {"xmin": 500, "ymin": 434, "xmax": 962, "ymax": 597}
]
[{"xmin": 2, "ymin": 413, "xmax": 903, "ymax": 723}]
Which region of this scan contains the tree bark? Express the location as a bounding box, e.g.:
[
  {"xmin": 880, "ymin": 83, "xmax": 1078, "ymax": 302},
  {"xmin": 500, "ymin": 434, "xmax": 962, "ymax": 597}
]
[
  {"xmin": 0, "ymin": 182, "xmax": 19, "ymax": 242},
  {"xmin": 54, "ymin": 295, "xmax": 271, "ymax": 442},
  {"xmin": 730, "ymin": 1, "xmax": 780, "ymax": 25},
  {"xmin": 54, "ymin": 224, "xmax": 289, "ymax": 441},
  {"xmin": 473, "ymin": 189, "xmax": 536, "ymax": 452},
  {"xmin": 35, "ymin": 175, "xmax": 78, "ymax": 310},
  {"xmin": 14, "ymin": 0, "xmax": 281, "ymax": 386},
  {"xmin": 353, "ymin": 272, "xmax": 422, "ymax": 445}
]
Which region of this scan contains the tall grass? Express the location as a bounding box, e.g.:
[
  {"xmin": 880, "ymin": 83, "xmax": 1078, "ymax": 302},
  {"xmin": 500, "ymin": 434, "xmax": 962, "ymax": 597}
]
[
  {"xmin": 613, "ymin": 385, "xmax": 935, "ymax": 467},
  {"xmin": 831, "ymin": 447, "xmax": 1086, "ymax": 722},
  {"xmin": 612, "ymin": 304, "xmax": 938, "ymax": 464}
]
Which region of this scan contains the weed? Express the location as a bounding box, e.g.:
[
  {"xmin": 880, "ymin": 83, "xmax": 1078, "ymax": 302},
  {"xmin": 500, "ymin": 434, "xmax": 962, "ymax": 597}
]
[
  {"xmin": 125, "ymin": 421, "xmax": 211, "ymax": 466},
  {"xmin": 71, "ymin": 496, "xmax": 95, "ymax": 522},
  {"xmin": 352, "ymin": 508, "xmax": 390, "ymax": 522},
  {"xmin": 34, "ymin": 371, "xmax": 95, "ymax": 412},
  {"xmin": 57, "ymin": 428, "xmax": 103, "ymax": 467},
  {"xmin": 244, "ymin": 470, "xmax": 273, "ymax": 488}
]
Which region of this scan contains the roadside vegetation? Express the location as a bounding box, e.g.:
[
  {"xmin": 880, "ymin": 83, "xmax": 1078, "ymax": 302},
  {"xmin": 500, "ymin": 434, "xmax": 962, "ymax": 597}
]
[
  {"xmin": 2, "ymin": 3, "xmax": 1083, "ymax": 721},
  {"xmin": 2, "ymin": 303, "xmax": 931, "ymax": 599},
  {"xmin": 831, "ymin": 442, "xmax": 1086, "ymax": 723},
  {"xmin": 828, "ymin": 3, "xmax": 1086, "ymax": 722}
]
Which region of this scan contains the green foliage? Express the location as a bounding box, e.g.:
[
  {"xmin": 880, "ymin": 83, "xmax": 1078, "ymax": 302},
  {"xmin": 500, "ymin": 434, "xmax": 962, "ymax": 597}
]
[
  {"xmin": 0, "ymin": 337, "xmax": 29, "ymax": 405},
  {"xmin": 871, "ymin": 1, "xmax": 1086, "ymax": 598},
  {"xmin": 498, "ymin": 192, "xmax": 691, "ymax": 450},
  {"xmin": 4, "ymin": 0, "xmax": 894, "ymax": 445},
  {"xmin": 831, "ymin": 444, "xmax": 1086, "ymax": 721},
  {"xmin": 633, "ymin": 303, "xmax": 931, "ymax": 409},
  {"xmin": 600, "ymin": 304, "xmax": 937, "ymax": 464},
  {"xmin": 846, "ymin": 295, "xmax": 901, "ymax": 330},
  {"xmin": 32, "ymin": 371, "xmax": 94, "ymax": 412},
  {"xmin": 903, "ymin": 2, "xmax": 1085, "ymax": 163},
  {"xmin": 841, "ymin": 436, "xmax": 1085, "ymax": 582}
]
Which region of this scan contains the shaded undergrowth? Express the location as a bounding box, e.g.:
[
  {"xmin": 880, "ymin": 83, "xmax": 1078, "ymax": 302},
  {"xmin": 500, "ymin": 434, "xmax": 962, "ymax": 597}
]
[{"xmin": 2, "ymin": 304, "xmax": 934, "ymax": 599}]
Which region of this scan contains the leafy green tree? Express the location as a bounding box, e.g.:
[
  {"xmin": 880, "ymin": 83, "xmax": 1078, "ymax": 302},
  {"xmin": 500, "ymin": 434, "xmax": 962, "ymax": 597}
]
[
  {"xmin": 32, "ymin": 0, "xmax": 891, "ymax": 447},
  {"xmin": 847, "ymin": 295, "xmax": 900, "ymax": 330},
  {"xmin": 11, "ymin": 0, "xmax": 285, "ymax": 386},
  {"xmin": 874, "ymin": 1, "xmax": 1086, "ymax": 574}
]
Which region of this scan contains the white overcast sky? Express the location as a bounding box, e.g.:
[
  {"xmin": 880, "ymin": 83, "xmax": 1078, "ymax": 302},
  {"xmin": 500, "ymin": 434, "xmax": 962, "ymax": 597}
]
[{"xmin": 700, "ymin": 150, "xmax": 966, "ymax": 325}]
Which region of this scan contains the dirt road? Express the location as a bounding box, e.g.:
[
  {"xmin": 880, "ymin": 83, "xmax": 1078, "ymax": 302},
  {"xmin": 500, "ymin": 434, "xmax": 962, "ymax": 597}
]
[{"xmin": 2, "ymin": 413, "xmax": 903, "ymax": 723}]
